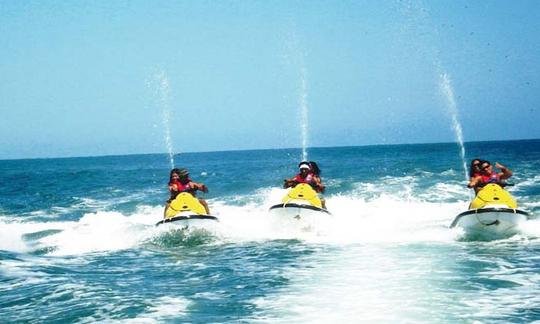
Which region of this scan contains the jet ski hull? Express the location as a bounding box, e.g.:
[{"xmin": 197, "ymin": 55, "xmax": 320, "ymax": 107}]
[
  {"xmin": 155, "ymin": 214, "xmax": 219, "ymax": 227},
  {"xmin": 159, "ymin": 192, "xmax": 217, "ymax": 228},
  {"xmin": 269, "ymin": 202, "xmax": 331, "ymax": 228},
  {"xmin": 269, "ymin": 184, "xmax": 330, "ymax": 230},
  {"xmin": 270, "ymin": 202, "xmax": 330, "ymax": 215},
  {"xmin": 450, "ymin": 207, "xmax": 530, "ymax": 239}
]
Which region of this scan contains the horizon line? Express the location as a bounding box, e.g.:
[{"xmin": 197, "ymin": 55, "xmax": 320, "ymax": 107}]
[{"xmin": 1, "ymin": 137, "xmax": 539, "ymax": 162}]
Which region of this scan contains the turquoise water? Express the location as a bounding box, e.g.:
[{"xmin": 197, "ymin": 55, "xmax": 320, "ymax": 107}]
[{"xmin": 1, "ymin": 140, "xmax": 540, "ymax": 322}]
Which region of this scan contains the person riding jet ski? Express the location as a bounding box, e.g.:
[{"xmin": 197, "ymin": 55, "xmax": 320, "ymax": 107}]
[
  {"xmin": 284, "ymin": 161, "xmax": 326, "ymax": 208},
  {"xmin": 451, "ymin": 161, "xmax": 530, "ymax": 238},
  {"xmin": 166, "ymin": 168, "xmax": 210, "ymax": 215},
  {"xmin": 467, "ymin": 160, "xmax": 512, "ymax": 193},
  {"xmin": 468, "ymin": 158, "xmax": 483, "ymax": 180}
]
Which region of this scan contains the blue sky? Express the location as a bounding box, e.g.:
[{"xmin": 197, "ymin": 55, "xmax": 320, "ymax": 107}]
[{"xmin": 1, "ymin": 1, "xmax": 539, "ymax": 159}]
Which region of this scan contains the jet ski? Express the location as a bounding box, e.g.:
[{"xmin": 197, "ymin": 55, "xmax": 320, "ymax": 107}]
[
  {"xmin": 156, "ymin": 192, "xmax": 218, "ymax": 227},
  {"xmin": 269, "ymin": 184, "xmax": 331, "ymax": 222},
  {"xmin": 450, "ymin": 183, "xmax": 531, "ymax": 239}
]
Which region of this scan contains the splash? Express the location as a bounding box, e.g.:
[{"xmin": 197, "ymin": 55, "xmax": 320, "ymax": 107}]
[
  {"xmin": 397, "ymin": 1, "xmax": 469, "ymax": 185},
  {"xmin": 439, "ymin": 73, "xmax": 468, "ymax": 183},
  {"xmin": 284, "ymin": 27, "xmax": 310, "ymax": 161},
  {"xmin": 153, "ymin": 71, "xmax": 175, "ymax": 169},
  {"xmin": 299, "ymin": 66, "xmax": 309, "ymax": 161},
  {"xmin": 4, "ymin": 178, "xmax": 538, "ymax": 257}
]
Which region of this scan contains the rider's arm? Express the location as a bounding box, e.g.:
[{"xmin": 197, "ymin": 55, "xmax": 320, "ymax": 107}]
[
  {"xmin": 496, "ymin": 162, "xmax": 512, "ymax": 180},
  {"xmin": 312, "ymin": 175, "xmax": 325, "ymax": 193},
  {"xmin": 467, "ymin": 176, "xmax": 481, "ymax": 188},
  {"xmin": 283, "ymin": 177, "xmax": 296, "ymax": 188},
  {"xmin": 190, "ymin": 182, "xmax": 208, "ymax": 193},
  {"xmin": 169, "ymin": 183, "xmax": 179, "ymax": 192}
]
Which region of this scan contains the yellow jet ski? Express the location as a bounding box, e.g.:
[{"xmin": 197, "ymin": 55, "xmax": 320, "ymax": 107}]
[
  {"xmin": 269, "ymin": 184, "xmax": 331, "ymax": 221},
  {"xmin": 450, "ymin": 183, "xmax": 530, "ymax": 239},
  {"xmin": 156, "ymin": 192, "xmax": 218, "ymax": 226}
]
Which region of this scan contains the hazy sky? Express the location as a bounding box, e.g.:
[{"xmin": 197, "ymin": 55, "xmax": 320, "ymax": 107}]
[{"xmin": 1, "ymin": 1, "xmax": 539, "ymax": 159}]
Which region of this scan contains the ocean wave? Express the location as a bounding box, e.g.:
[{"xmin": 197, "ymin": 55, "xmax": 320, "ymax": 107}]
[
  {"xmin": 127, "ymin": 296, "xmax": 191, "ymax": 322},
  {"xmin": 0, "ymin": 184, "xmax": 538, "ymax": 257},
  {"xmin": 441, "ymin": 169, "xmax": 458, "ymax": 176},
  {"xmin": 251, "ymin": 239, "xmax": 540, "ymax": 323},
  {"xmin": 512, "ymin": 175, "xmax": 540, "ymax": 190}
]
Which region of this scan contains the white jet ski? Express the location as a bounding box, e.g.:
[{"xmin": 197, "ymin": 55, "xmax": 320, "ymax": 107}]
[
  {"xmin": 269, "ymin": 183, "xmax": 331, "ymax": 225},
  {"xmin": 450, "ymin": 184, "xmax": 531, "ymax": 239}
]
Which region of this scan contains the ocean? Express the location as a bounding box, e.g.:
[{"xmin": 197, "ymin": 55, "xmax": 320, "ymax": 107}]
[{"xmin": 1, "ymin": 139, "xmax": 540, "ymax": 323}]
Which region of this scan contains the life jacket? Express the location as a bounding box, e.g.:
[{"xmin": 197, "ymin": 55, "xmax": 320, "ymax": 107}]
[
  {"xmin": 169, "ymin": 179, "xmax": 194, "ymax": 199},
  {"xmin": 294, "ymin": 172, "xmax": 314, "ymax": 184},
  {"xmin": 480, "ymin": 172, "xmax": 499, "ymax": 184}
]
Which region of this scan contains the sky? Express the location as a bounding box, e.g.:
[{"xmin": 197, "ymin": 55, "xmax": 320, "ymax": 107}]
[{"xmin": 1, "ymin": 0, "xmax": 539, "ymax": 159}]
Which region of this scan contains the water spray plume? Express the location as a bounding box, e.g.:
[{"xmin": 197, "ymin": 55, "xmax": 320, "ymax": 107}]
[
  {"xmin": 439, "ymin": 73, "xmax": 468, "ymax": 183},
  {"xmin": 285, "ymin": 26, "xmax": 310, "ymax": 162},
  {"xmin": 155, "ymin": 71, "xmax": 175, "ymax": 169},
  {"xmin": 300, "ymin": 67, "xmax": 309, "ymax": 161}
]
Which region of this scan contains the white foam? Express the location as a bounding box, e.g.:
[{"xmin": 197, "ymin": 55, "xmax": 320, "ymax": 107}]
[
  {"xmin": 126, "ymin": 296, "xmax": 191, "ymax": 323},
  {"xmin": 74, "ymin": 197, "xmax": 110, "ymax": 209},
  {"xmin": 200, "ymin": 187, "xmax": 464, "ymax": 245},
  {"xmin": 0, "ymin": 253, "xmax": 81, "ymax": 291},
  {"xmin": 38, "ymin": 211, "xmax": 159, "ymax": 256},
  {"xmin": 252, "ymin": 244, "xmax": 444, "ymax": 322},
  {"xmin": 517, "ymin": 219, "xmax": 540, "ymax": 238},
  {"xmin": 0, "ymin": 221, "xmax": 31, "ymax": 252},
  {"xmin": 320, "ymin": 195, "xmax": 460, "ymax": 244},
  {"xmin": 1, "ymin": 181, "xmax": 536, "ymax": 256},
  {"xmin": 512, "ymin": 175, "xmax": 540, "ymax": 190},
  {"xmin": 419, "ymin": 182, "xmax": 470, "ymax": 201},
  {"xmin": 252, "ymin": 236, "xmax": 540, "ymax": 323},
  {"xmin": 0, "ymin": 219, "xmax": 71, "ymax": 253},
  {"xmin": 0, "ymin": 259, "xmax": 51, "ymax": 287}
]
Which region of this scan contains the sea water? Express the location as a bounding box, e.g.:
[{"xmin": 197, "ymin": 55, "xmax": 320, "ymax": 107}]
[{"xmin": 1, "ymin": 140, "xmax": 540, "ymax": 322}]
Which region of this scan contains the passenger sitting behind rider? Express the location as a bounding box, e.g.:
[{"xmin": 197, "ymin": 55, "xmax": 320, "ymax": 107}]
[
  {"xmin": 469, "ymin": 158, "xmax": 483, "ymax": 180},
  {"xmin": 284, "ymin": 161, "xmax": 326, "ymax": 209},
  {"xmin": 467, "ymin": 161, "xmax": 512, "ymax": 193},
  {"xmin": 166, "ymin": 168, "xmax": 210, "ymax": 215}
]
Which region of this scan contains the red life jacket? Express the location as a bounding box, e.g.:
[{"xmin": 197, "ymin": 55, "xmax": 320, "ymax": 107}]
[
  {"xmin": 480, "ymin": 172, "xmax": 499, "ymax": 184},
  {"xmin": 294, "ymin": 172, "xmax": 314, "ymax": 184},
  {"xmin": 169, "ymin": 179, "xmax": 194, "ymax": 194}
]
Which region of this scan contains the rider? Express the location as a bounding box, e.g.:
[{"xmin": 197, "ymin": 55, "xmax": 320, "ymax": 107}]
[
  {"xmin": 469, "ymin": 158, "xmax": 483, "ymax": 179},
  {"xmin": 467, "ymin": 160, "xmax": 512, "ymax": 193},
  {"xmin": 284, "ymin": 161, "xmax": 326, "ymax": 208},
  {"xmin": 307, "ymin": 161, "xmax": 325, "ymax": 193},
  {"xmin": 166, "ymin": 168, "xmax": 210, "ymax": 215}
]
